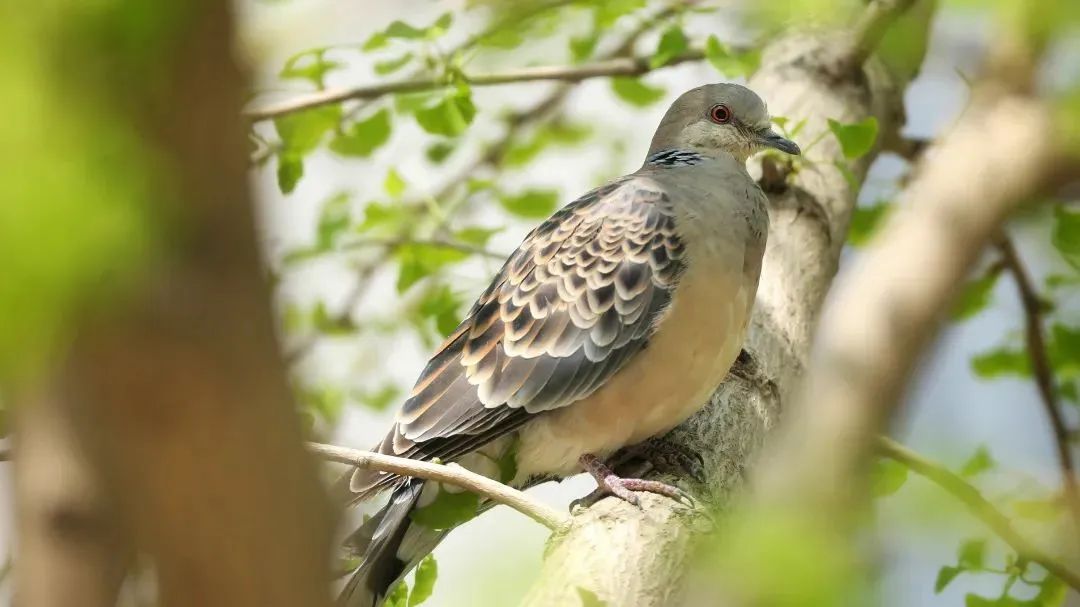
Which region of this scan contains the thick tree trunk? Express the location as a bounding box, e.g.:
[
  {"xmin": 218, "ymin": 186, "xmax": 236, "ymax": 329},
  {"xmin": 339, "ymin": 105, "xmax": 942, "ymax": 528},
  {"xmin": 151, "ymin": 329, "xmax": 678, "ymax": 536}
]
[{"xmin": 521, "ymin": 12, "xmax": 932, "ymax": 606}]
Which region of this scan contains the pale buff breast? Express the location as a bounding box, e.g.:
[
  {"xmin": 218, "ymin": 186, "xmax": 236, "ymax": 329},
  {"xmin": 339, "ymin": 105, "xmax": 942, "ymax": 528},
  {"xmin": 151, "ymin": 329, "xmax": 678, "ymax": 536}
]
[{"xmin": 513, "ymin": 259, "xmax": 754, "ymax": 481}]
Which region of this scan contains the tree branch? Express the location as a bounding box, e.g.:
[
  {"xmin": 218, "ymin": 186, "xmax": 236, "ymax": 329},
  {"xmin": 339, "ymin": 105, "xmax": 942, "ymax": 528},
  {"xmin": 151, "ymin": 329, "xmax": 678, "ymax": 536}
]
[
  {"xmin": 877, "ymin": 437, "xmax": 1080, "ymax": 592},
  {"xmin": 996, "ymin": 235, "xmax": 1080, "ymax": 538},
  {"xmin": 245, "ymin": 52, "xmax": 704, "ymax": 121},
  {"xmin": 308, "ymin": 442, "xmax": 569, "ymax": 531}
]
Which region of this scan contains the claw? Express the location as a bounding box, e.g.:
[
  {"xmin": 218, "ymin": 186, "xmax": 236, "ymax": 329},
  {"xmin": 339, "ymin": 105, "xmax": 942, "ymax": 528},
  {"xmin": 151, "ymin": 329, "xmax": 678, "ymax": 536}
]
[{"xmin": 575, "ymin": 453, "xmax": 695, "ymax": 509}]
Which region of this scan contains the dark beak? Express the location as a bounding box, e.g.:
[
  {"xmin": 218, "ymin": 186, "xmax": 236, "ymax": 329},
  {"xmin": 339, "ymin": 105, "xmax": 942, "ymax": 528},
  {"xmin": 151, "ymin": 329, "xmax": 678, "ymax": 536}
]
[{"xmin": 759, "ymin": 129, "xmax": 801, "ymax": 155}]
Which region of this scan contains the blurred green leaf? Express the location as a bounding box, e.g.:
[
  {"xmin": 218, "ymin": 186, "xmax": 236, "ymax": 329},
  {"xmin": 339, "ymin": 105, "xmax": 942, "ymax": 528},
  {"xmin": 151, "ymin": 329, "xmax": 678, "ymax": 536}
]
[
  {"xmin": 410, "ymin": 488, "xmax": 478, "ymax": 529},
  {"xmin": 395, "ymin": 91, "xmax": 440, "ymax": 114},
  {"xmin": 934, "ymin": 566, "xmax": 960, "ymax": 593},
  {"xmin": 330, "ymin": 108, "xmax": 392, "ymax": 158},
  {"xmin": 454, "ymin": 226, "xmax": 501, "ymax": 247},
  {"xmin": 870, "ymin": 458, "xmax": 908, "ymax": 497},
  {"xmin": 496, "ymin": 440, "xmax": 518, "ymax": 483},
  {"xmin": 415, "ymin": 92, "xmax": 476, "ymax": 137},
  {"xmin": 279, "ymin": 49, "xmax": 342, "ymax": 87},
  {"xmin": 504, "ymin": 122, "xmax": 591, "ymax": 167},
  {"xmin": 384, "ymin": 581, "xmax": 409, "ymax": 607},
  {"xmin": 419, "ymin": 285, "xmax": 462, "ymax": 337},
  {"xmin": 1012, "ymin": 498, "xmax": 1059, "ymax": 522},
  {"xmin": 316, "ymin": 192, "xmax": 352, "ymax": 250},
  {"xmin": 396, "ymin": 244, "xmax": 469, "ymax": 293},
  {"xmin": 408, "ymin": 555, "xmax": 438, "ymax": 606},
  {"xmin": 500, "ymin": 189, "xmax": 559, "ymax": 218},
  {"xmin": 651, "ymin": 25, "xmax": 688, "ymax": 68},
  {"xmin": 611, "ymin": 77, "xmax": 665, "ymax": 107},
  {"xmin": 356, "ymin": 383, "xmax": 401, "ymax": 412},
  {"xmin": 277, "ymin": 153, "xmax": 304, "ymax": 195},
  {"xmin": 960, "ymin": 445, "xmax": 996, "ymax": 478},
  {"xmin": 704, "ymin": 36, "xmax": 760, "ymax": 77},
  {"xmin": 425, "ymin": 141, "xmax": 456, "ymax": 163},
  {"xmin": 1052, "ymin": 206, "xmax": 1080, "ymax": 271},
  {"xmin": 299, "ymin": 385, "xmax": 345, "ymax": 423},
  {"xmin": 374, "ymin": 52, "xmax": 414, "ymax": 75},
  {"xmin": 274, "ymin": 105, "xmax": 341, "ymax": 156},
  {"xmin": 847, "ymin": 201, "xmax": 892, "ymax": 247},
  {"xmin": 958, "ymin": 538, "xmax": 986, "ymax": 570},
  {"xmin": 952, "ymin": 268, "xmax": 1001, "ymax": 321},
  {"xmin": 311, "ymin": 300, "xmax": 353, "ymax": 335},
  {"xmin": 1050, "ymin": 324, "xmax": 1080, "ymax": 380},
  {"xmin": 357, "ymin": 201, "xmax": 413, "ymax": 235},
  {"xmin": 971, "ymin": 347, "xmax": 1030, "ymax": 379},
  {"xmin": 577, "ymin": 587, "xmax": 607, "ymax": 607},
  {"xmin": 828, "ymin": 117, "xmax": 879, "ymax": 159},
  {"xmin": 384, "ymin": 20, "xmax": 427, "ymax": 39},
  {"xmin": 593, "ymin": 0, "xmax": 645, "ymax": 27},
  {"xmin": 570, "ymin": 32, "xmax": 599, "ymax": 62},
  {"xmin": 385, "ymin": 169, "xmax": 407, "ymax": 198}
]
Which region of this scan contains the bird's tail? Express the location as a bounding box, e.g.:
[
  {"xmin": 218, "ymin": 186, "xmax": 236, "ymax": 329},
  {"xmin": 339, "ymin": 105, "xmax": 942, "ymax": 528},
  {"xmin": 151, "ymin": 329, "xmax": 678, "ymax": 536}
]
[{"xmin": 337, "ymin": 479, "xmax": 447, "ymax": 607}]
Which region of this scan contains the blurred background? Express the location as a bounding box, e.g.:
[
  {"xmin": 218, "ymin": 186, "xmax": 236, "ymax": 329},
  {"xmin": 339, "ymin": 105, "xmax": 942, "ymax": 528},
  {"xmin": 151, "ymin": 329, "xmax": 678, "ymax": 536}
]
[{"xmin": 1, "ymin": 0, "xmax": 1078, "ymax": 605}]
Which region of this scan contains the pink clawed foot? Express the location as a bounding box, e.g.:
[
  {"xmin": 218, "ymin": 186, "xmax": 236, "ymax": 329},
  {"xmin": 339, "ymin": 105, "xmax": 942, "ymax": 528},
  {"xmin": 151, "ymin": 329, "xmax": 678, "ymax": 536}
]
[{"xmin": 573, "ymin": 453, "xmax": 693, "ymax": 510}]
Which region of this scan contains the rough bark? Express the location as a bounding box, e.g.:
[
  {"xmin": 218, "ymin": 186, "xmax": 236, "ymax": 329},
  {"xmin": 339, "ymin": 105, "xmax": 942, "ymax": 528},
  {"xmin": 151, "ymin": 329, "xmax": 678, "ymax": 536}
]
[{"xmin": 521, "ymin": 14, "xmax": 931, "ymax": 606}]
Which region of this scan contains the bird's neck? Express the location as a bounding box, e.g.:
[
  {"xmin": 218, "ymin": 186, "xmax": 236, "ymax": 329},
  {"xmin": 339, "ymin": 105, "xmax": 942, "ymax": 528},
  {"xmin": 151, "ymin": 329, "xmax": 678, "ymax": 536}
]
[{"xmin": 643, "ymin": 147, "xmax": 743, "ymax": 167}]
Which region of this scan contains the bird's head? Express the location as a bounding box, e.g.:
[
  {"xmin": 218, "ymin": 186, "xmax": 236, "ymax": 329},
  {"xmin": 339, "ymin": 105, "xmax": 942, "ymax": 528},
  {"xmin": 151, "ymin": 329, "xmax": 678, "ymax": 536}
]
[{"xmin": 647, "ymin": 83, "xmax": 800, "ymax": 163}]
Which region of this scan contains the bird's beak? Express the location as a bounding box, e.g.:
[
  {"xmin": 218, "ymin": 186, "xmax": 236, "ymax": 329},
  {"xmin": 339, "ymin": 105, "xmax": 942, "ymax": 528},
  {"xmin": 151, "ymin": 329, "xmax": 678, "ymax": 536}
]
[{"xmin": 758, "ymin": 129, "xmax": 801, "ymax": 155}]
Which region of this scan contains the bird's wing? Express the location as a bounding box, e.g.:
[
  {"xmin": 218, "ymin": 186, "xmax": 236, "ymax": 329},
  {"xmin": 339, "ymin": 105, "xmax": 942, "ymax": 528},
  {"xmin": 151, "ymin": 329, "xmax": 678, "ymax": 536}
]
[{"xmin": 352, "ymin": 175, "xmax": 686, "ymax": 494}]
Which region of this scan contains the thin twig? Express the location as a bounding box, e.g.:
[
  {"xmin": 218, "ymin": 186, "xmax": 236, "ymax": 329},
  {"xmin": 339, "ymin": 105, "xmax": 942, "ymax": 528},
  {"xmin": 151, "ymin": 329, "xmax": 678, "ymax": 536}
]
[
  {"xmin": 246, "ymin": 51, "xmax": 704, "ymax": 121},
  {"xmin": 308, "ymin": 442, "xmax": 569, "ymax": 531},
  {"xmin": 996, "ymin": 235, "xmax": 1080, "ymax": 540},
  {"xmin": 340, "ymin": 236, "xmax": 505, "ymax": 260},
  {"xmin": 877, "ymin": 437, "xmax": 1080, "ymax": 592},
  {"xmin": 844, "ymin": 0, "xmax": 919, "ymax": 70}
]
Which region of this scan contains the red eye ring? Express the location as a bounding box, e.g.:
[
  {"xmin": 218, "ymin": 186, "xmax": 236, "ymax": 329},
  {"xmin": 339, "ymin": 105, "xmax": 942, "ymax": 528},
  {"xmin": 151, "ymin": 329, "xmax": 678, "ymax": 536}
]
[{"xmin": 710, "ymin": 104, "xmax": 732, "ymax": 124}]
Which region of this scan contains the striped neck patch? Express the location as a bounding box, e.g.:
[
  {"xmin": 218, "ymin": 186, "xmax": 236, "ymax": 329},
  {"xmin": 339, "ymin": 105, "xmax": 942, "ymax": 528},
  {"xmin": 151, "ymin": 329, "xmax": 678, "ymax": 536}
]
[{"xmin": 646, "ymin": 149, "xmax": 706, "ymax": 166}]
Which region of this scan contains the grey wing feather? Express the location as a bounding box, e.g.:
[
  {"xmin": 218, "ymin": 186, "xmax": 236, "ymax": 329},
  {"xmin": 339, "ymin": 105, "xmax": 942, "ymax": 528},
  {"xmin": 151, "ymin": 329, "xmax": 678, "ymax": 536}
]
[{"xmin": 350, "ymin": 176, "xmax": 685, "ymax": 496}]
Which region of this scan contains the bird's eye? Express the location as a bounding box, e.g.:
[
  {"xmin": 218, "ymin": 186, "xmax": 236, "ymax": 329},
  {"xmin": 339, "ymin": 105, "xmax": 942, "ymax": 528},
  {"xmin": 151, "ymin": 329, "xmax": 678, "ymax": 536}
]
[{"xmin": 709, "ymin": 104, "xmax": 732, "ymax": 124}]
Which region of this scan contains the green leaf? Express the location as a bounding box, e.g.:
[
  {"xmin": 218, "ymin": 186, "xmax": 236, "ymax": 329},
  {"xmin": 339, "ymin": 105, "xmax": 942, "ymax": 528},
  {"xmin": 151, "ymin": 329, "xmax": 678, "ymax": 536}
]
[
  {"xmin": 396, "ymin": 243, "xmax": 469, "ymax": 293},
  {"xmin": 357, "ymin": 201, "xmax": 412, "ymax": 235},
  {"xmin": 611, "ymin": 77, "xmax": 665, "ymax": 107},
  {"xmin": 395, "ymin": 91, "xmax": 440, "ymax": 114},
  {"xmin": 1012, "ymin": 498, "xmax": 1060, "ymax": 522},
  {"xmin": 952, "ymin": 269, "xmax": 1001, "ymax": 321},
  {"xmin": 500, "ymin": 189, "xmax": 559, "ymax": 218},
  {"xmin": 418, "ymin": 285, "xmax": 462, "ymax": 337},
  {"xmin": 279, "ymin": 49, "xmax": 342, "ymax": 86},
  {"xmin": 504, "ymin": 122, "xmax": 592, "ymax": 167},
  {"xmin": 415, "ymin": 92, "xmax": 476, "ymax": 137},
  {"xmin": 363, "ymin": 32, "xmax": 388, "ymax": 52},
  {"xmin": 958, "ymin": 538, "xmax": 986, "ymax": 570},
  {"xmin": 425, "ymin": 141, "xmax": 456, "ymax": 164},
  {"xmin": 329, "ymin": 108, "xmax": 392, "ymax": 158},
  {"xmin": 356, "ymin": 383, "xmax": 401, "ymax": 412},
  {"xmin": 276, "ymin": 153, "xmax": 304, "ymax": 195},
  {"xmin": 1050, "ymin": 324, "xmax": 1080, "ymax": 380},
  {"xmin": 570, "ymin": 32, "xmax": 599, "ymax": 62},
  {"xmin": 374, "ymin": 53, "xmax": 414, "ymax": 76},
  {"xmin": 593, "ymin": 0, "xmax": 645, "ymax": 27},
  {"xmin": 935, "ymin": 566, "xmax": 961, "ymax": 593},
  {"xmin": 704, "ymin": 35, "xmax": 760, "ymax": 77},
  {"xmin": 960, "ymin": 446, "xmax": 996, "ymax": 477},
  {"xmin": 496, "ymin": 440, "xmax": 519, "ymax": 483},
  {"xmin": 651, "ymin": 26, "xmax": 688, "ymax": 68},
  {"xmin": 1036, "ymin": 574, "xmax": 1066, "ymax": 605},
  {"xmin": 410, "ymin": 488, "xmax": 479, "ymax": 529},
  {"xmin": 384, "ymin": 169, "xmax": 406, "ymax": 198},
  {"xmin": 408, "ymin": 555, "xmax": 438, "ymax": 606},
  {"xmin": 847, "ymin": 201, "xmax": 892, "ymax": 247},
  {"xmin": 315, "ymin": 192, "xmax": 351, "ymax": 250},
  {"xmin": 971, "ymin": 347, "xmax": 1030, "ymax": 379},
  {"xmin": 384, "ymin": 20, "xmax": 427, "ymax": 40},
  {"xmin": 384, "ymin": 581, "xmax": 409, "ymax": 607},
  {"xmin": 870, "ymin": 458, "xmax": 908, "ymax": 497},
  {"xmin": 454, "ymin": 226, "xmax": 501, "ymax": 248},
  {"xmin": 300, "ymin": 385, "xmax": 345, "ymax": 422},
  {"xmin": 274, "ymin": 105, "xmax": 342, "ymax": 156},
  {"xmin": 828, "ymin": 117, "xmax": 879, "ymax": 159},
  {"xmin": 577, "ymin": 587, "xmax": 607, "ymax": 607}
]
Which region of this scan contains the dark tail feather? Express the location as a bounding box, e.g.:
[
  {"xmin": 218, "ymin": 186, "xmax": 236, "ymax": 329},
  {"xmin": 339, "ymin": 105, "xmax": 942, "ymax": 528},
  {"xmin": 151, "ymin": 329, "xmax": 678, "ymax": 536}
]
[{"xmin": 337, "ymin": 480, "xmax": 447, "ymax": 607}]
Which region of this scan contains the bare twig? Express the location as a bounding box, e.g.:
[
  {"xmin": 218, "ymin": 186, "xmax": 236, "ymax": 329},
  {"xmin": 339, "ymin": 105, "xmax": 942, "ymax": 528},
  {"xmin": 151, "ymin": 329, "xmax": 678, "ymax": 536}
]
[
  {"xmin": 308, "ymin": 442, "xmax": 569, "ymax": 531},
  {"xmin": 878, "ymin": 437, "xmax": 1080, "ymax": 592},
  {"xmin": 245, "ymin": 52, "xmax": 704, "ymax": 121},
  {"xmin": 341, "ymin": 236, "xmax": 505, "ymax": 260},
  {"xmin": 845, "ymin": 0, "xmax": 919, "ymax": 69},
  {"xmin": 996, "ymin": 235, "xmax": 1080, "ymax": 538}
]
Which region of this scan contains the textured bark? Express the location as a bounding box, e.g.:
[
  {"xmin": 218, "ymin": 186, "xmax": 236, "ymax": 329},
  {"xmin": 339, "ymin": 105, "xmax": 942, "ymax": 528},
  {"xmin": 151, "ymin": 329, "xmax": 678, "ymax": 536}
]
[{"xmin": 521, "ymin": 17, "xmax": 931, "ymax": 607}]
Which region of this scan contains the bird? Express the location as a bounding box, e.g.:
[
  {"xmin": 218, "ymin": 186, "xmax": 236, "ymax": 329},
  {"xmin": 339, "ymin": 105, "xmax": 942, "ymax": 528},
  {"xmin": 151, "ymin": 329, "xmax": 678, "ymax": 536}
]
[{"xmin": 336, "ymin": 82, "xmax": 800, "ymax": 607}]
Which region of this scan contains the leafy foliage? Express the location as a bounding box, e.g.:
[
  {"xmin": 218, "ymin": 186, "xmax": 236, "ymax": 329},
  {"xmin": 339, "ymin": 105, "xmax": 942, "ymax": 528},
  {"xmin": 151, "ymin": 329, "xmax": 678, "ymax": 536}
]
[{"xmin": 828, "ymin": 117, "xmax": 879, "ymax": 159}]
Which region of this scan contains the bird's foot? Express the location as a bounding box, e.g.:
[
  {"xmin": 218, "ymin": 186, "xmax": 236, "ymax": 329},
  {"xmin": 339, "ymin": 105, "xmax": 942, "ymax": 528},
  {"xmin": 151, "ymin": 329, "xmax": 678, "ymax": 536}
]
[{"xmin": 572, "ymin": 453, "xmax": 693, "ymax": 510}]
